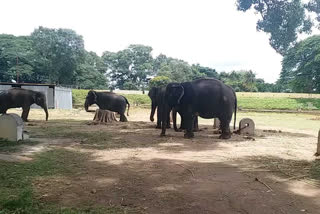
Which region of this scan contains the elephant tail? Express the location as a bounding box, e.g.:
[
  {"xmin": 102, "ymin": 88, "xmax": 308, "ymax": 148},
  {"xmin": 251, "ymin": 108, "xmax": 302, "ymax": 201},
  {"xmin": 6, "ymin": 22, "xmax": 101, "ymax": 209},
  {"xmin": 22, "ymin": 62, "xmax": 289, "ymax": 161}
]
[
  {"xmin": 233, "ymin": 92, "xmax": 237, "ymax": 130},
  {"xmin": 123, "ymin": 96, "xmax": 130, "ymax": 116}
]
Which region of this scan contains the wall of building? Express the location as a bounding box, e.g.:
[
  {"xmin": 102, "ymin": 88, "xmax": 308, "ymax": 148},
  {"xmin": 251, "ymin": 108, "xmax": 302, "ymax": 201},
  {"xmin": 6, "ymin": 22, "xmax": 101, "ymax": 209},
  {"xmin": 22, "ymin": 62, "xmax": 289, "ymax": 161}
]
[{"xmin": 0, "ymin": 84, "xmax": 72, "ymax": 110}]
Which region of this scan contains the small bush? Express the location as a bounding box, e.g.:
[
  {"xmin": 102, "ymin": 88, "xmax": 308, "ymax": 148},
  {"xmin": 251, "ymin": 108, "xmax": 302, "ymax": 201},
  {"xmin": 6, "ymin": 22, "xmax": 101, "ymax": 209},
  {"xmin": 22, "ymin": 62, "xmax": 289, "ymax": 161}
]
[{"xmin": 149, "ymin": 76, "xmax": 171, "ymax": 89}]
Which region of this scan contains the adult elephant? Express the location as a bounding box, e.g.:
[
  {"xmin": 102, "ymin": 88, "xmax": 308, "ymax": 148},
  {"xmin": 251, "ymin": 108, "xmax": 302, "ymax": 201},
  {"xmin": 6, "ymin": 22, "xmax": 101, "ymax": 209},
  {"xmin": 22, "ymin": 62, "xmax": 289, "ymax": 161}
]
[
  {"xmin": 148, "ymin": 87, "xmax": 170, "ymax": 128},
  {"xmin": 84, "ymin": 90, "xmax": 130, "ymax": 122},
  {"xmin": 161, "ymin": 78, "xmax": 237, "ymax": 139},
  {"xmin": 0, "ymin": 88, "xmax": 49, "ymax": 122},
  {"xmin": 148, "ymin": 87, "xmax": 199, "ymax": 130}
]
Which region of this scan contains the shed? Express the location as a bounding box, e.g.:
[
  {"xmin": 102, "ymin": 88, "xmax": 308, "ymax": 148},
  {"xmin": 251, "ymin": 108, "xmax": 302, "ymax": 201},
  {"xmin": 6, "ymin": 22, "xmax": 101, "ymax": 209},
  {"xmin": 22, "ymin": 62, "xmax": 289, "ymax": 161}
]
[{"xmin": 0, "ymin": 83, "xmax": 72, "ymax": 110}]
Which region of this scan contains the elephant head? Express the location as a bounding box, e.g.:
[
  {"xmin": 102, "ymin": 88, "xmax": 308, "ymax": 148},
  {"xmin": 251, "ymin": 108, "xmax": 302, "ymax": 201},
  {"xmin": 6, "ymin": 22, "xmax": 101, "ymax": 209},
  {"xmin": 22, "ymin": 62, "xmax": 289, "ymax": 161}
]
[
  {"xmin": 84, "ymin": 90, "xmax": 98, "ymax": 112},
  {"xmin": 148, "ymin": 87, "xmax": 158, "ymax": 122},
  {"xmin": 33, "ymin": 92, "xmax": 49, "ymax": 121},
  {"xmin": 165, "ymin": 83, "xmax": 185, "ymax": 107}
]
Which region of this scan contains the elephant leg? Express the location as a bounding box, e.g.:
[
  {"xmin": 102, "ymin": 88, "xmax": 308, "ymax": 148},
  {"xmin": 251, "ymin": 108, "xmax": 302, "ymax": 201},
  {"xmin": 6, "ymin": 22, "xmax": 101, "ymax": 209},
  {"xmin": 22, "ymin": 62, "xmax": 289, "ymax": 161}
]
[
  {"xmin": 184, "ymin": 114, "xmax": 194, "ymax": 139},
  {"xmin": 120, "ymin": 114, "xmax": 128, "ymax": 122},
  {"xmin": 193, "ymin": 116, "xmax": 199, "ymax": 132},
  {"xmin": 21, "ymin": 106, "xmax": 30, "ymax": 122},
  {"xmin": 172, "ymin": 109, "xmax": 179, "ymax": 131},
  {"xmin": 179, "ymin": 114, "xmax": 186, "ymax": 130},
  {"xmin": 166, "ymin": 111, "xmax": 171, "ymax": 128},
  {"xmin": 156, "ymin": 107, "xmax": 162, "ymax": 129},
  {"xmin": 219, "ymin": 117, "xmax": 232, "ymax": 139},
  {"xmin": 0, "ymin": 108, "xmax": 7, "ymax": 114}
]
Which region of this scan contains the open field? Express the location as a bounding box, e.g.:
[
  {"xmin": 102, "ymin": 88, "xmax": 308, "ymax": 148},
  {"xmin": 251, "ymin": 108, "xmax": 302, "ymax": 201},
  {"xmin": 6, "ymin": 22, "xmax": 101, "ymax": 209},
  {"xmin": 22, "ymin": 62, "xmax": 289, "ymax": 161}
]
[
  {"xmin": 72, "ymin": 89, "xmax": 320, "ymax": 111},
  {"xmin": 0, "ymin": 108, "xmax": 319, "ymax": 213}
]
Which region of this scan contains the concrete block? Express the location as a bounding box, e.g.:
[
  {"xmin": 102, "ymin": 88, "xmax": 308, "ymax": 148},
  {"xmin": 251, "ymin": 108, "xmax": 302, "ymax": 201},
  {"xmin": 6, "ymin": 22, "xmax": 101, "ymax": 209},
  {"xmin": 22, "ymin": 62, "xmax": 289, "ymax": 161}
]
[
  {"xmin": 239, "ymin": 118, "xmax": 255, "ymax": 136},
  {"xmin": 0, "ymin": 114, "xmax": 25, "ymax": 141}
]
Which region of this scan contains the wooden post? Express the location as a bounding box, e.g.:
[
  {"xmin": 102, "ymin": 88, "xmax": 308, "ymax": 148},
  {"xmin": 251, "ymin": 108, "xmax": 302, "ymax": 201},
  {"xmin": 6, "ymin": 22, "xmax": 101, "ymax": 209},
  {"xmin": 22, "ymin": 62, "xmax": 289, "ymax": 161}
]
[{"xmin": 315, "ymin": 129, "xmax": 320, "ymax": 156}]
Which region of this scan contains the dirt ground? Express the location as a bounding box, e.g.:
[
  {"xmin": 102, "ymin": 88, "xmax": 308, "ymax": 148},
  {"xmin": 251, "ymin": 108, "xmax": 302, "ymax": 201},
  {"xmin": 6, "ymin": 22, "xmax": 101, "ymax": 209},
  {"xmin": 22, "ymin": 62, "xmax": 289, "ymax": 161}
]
[{"xmin": 2, "ymin": 108, "xmax": 320, "ymax": 214}]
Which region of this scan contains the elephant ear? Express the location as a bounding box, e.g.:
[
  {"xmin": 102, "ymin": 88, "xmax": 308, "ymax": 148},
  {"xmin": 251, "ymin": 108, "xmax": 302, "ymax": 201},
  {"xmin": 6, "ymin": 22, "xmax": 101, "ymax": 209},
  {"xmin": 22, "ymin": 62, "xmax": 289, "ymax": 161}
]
[
  {"xmin": 172, "ymin": 85, "xmax": 184, "ymax": 104},
  {"xmin": 33, "ymin": 92, "xmax": 44, "ymax": 105},
  {"xmin": 148, "ymin": 87, "xmax": 157, "ymax": 99},
  {"xmin": 91, "ymin": 90, "xmax": 98, "ymax": 102}
]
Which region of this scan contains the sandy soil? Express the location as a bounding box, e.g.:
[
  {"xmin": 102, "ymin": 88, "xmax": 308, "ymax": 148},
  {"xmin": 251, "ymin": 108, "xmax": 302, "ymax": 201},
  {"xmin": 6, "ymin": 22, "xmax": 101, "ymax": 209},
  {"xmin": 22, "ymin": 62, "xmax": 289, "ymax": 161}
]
[{"xmin": 2, "ymin": 108, "xmax": 320, "ymax": 214}]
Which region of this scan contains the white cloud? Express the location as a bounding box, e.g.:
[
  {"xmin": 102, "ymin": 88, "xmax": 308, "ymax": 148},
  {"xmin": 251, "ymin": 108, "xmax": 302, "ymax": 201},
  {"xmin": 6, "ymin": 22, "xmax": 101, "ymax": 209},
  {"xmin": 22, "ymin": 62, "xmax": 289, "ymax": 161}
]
[{"xmin": 0, "ymin": 0, "xmax": 283, "ymax": 83}]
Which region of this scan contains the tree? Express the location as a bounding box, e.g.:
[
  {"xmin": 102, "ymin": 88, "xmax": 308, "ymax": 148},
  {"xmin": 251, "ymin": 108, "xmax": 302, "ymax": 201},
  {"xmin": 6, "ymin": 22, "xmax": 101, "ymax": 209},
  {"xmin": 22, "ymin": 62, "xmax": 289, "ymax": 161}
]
[
  {"xmin": 237, "ymin": 0, "xmax": 314, "ymax": 55},
  {"xmin": 102, "ymin": 44, "xmax": 154, "ymax": 90},
  {"xmin": 191, "ymin": 64, "xmax": 218, "ymax": 79},
  {"xmin": 30, "ymin": 26, "xmax": 86, "ymax": 84},
  {"xmin": 75, "ymin": 51, "xmax": 108, "ymax": 89},
  {"xmin": 218, "ymin": 70, "xmax": 259, "ymax": 92},
  {"xmin": 156, "ymin": 57, "xmax": 203, "ymax": 82},
  {"xmin": 0, "ymin": 34, "xmax": 37, "ymax": 82},
  {"xmin": 280, "ymin": 35, "xmax": 320, "ymax": 93},
  {"xmin": 149, "ymin": 76, "xmax": 171, "ymax": 89}
]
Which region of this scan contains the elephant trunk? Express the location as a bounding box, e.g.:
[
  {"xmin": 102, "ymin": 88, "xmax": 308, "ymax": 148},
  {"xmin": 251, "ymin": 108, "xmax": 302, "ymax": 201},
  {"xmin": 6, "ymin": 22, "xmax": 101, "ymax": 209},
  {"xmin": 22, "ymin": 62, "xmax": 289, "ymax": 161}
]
[
  {"xmin": 84, "ymin": 99, "xmax": 95, "ymax": 112},
  {"xmin": 84, "ymin": 99, "xmax": 89, "ymax": 112},
  {"xmin": 150, "ymin": 101, "xmax": 156, "ymax": 122},
  {"xmin": 41, "ymin": 103, "xmax": 49, "ymax": 121}
]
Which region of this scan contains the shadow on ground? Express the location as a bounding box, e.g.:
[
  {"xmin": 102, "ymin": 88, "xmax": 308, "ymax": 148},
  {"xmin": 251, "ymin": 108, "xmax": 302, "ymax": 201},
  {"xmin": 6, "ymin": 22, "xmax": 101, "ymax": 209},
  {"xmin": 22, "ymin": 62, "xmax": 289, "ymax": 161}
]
[{"xmin": 15, "ymin": 149, "xmax": 320, "ymax": 214}]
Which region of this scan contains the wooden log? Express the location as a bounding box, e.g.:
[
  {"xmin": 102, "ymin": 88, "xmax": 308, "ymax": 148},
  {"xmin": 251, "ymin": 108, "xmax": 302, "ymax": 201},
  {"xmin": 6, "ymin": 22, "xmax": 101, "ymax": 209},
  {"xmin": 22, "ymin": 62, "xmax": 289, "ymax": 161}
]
[
  {"xmin": 93, "ymin": 109, "xmax": 117, "ymax": 124},
  {"xmin": 315, "ymin": 129, "xmax": 320, "ymax": 156}
]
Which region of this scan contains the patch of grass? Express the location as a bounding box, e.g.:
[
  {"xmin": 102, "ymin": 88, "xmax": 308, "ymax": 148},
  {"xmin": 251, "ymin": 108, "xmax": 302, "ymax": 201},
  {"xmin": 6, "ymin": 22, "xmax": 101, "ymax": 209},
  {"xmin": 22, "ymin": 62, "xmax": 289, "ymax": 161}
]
[
  {"xmin": 0, "ymin": 139, "xmax": 40, "ymax": 153},
  {"xmin": 246, "ymin": 156, "xmax": 320, "ymax": 184},
  {"xmin": 310, "ymin": 160, "xmax": 320, "ymax": 180},
  {"xmin": 72, "ymin": 89, "xmax": 319, "ymax": 111},
  {"xmin": 78, "ymin": 131, "xmax": 129, "ymax": 150},
  {"xmin": 27, "ymin": 123, "xmax": 124, "ymax": 150},
  {"xmin": 29, "ymin": 125, "xmax": 93, "ymax": 139},
  {"xmin": 119, "ymin": 94, "xmax": 150, "ymax": 106},
  {"xmin": 237, "ymin": 97, "xmax": 320, "ymax": 110},
  {"xmin": 0, "ymin": 149, "xmax": 133, "ymax": 214},
  {"xmin": 72, "ymin": 89, "xmax": 89, "ymax": 108}
]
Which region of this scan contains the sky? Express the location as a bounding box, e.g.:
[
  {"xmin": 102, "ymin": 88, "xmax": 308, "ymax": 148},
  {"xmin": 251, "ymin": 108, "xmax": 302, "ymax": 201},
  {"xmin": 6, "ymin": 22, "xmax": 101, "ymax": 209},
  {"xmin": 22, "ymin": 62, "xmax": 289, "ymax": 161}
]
[{"xmin": 0, "ymin": 0, "xmax": 284, "ymax": 83}]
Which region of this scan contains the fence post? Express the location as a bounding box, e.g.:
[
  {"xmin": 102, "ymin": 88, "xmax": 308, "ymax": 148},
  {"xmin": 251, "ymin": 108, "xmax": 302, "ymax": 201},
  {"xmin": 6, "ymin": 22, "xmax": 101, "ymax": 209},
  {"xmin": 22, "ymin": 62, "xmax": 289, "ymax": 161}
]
[{"xmin": 316, "ymin": 129, "xmax": 320, "ymax": 156}]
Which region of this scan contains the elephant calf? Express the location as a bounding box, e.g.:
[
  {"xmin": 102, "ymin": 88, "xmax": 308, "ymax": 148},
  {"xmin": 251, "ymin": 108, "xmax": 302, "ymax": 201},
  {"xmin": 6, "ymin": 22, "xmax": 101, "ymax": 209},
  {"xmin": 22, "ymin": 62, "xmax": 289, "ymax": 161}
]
[{"xmin": 0, "ymin": 88, "xmax": 49, "ymax": 122}]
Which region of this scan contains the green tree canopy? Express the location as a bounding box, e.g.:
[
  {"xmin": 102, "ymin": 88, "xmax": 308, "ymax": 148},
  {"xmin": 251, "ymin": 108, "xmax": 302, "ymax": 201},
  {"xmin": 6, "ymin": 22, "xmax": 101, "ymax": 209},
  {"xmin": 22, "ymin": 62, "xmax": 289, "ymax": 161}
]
[
  {"xmin": 102, "ymin": 44, "xmax": 154, "ymax": 90},
  {"xmin": 149, "ymin": 76, "xmax": 171, "ymax": 89},
  {"xmin": 0, "ymin": 34, "xmax": 40, "ymax": 83},
  {"xmin": 219, "ymin": 70, "xmax": 258, "ymax": 92},
  {"xmin": 30, "ymin": 26, "xmax": 86, "ymax": 84},
  {"xmin": 280, "ymin": 35, "xmax": 320, "ymax": 93},
  {"xmin": 237, "ymin": 0, "xmax": 315, "ymax": 55},
  {"xmin": 75, "ymin": 51, "xmax": 108, "ymax": 89}
]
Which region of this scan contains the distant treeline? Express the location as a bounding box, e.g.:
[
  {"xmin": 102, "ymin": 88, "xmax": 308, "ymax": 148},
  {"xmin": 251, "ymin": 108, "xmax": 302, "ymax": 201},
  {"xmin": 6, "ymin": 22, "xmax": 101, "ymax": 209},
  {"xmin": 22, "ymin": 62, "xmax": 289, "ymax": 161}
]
[{"xmin": 0, "ymin": 26, "xmax": 318, "ymax": 93}]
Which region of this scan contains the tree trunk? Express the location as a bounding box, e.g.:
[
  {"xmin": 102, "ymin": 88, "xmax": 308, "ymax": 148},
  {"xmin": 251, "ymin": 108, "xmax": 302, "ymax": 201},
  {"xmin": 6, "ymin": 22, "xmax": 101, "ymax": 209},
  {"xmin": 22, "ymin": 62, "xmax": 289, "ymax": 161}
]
[{"xmin": 92, "ymin": 109, "xmax": 117, "ymax": 124}]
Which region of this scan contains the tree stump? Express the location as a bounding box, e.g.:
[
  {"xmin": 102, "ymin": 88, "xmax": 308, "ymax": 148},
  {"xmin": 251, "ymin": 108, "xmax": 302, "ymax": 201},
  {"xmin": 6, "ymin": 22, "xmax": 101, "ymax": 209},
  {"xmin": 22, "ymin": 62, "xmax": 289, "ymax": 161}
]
[
  {"xmin": 315, "ymin": 129, "xmax": 320, "ymax": 156},
  {"xmin": 93, "ymin": 109, "xmax": 117, "ymax": 124}
]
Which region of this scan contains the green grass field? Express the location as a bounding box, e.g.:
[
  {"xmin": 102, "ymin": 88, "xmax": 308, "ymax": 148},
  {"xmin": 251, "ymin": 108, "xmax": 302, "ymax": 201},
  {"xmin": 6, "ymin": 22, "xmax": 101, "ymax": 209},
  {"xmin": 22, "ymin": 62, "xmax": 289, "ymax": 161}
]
[{"xmin": 73, "ymin": 89, "xmax": 320, "ymax": 111}]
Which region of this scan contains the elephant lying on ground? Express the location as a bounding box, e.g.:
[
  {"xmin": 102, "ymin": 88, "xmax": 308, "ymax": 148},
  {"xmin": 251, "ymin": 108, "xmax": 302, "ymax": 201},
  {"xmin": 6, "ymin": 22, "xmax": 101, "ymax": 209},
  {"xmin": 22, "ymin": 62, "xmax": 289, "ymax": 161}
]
[
  {"xmin": 85, "ymin": 90, "xmax": 130, "ymax": 122},
  {"xmin": 148, "ymin": 86, "xmax": 199, "ymax": 131},
  {"xmin": 0, "ymin": 88, "xmax": 49, "ymax": 122},
  {"xmin": 161, "ymin": 78, "xmax": 237, "ymax": 139}
]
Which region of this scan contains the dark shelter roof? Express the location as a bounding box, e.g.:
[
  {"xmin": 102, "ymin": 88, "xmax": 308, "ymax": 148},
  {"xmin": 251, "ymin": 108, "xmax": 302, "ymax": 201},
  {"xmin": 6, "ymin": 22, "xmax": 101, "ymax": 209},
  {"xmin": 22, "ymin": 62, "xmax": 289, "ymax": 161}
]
[{"xmin": 0, "ymin": 82, "xmax": 56, "ymax": 88}]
